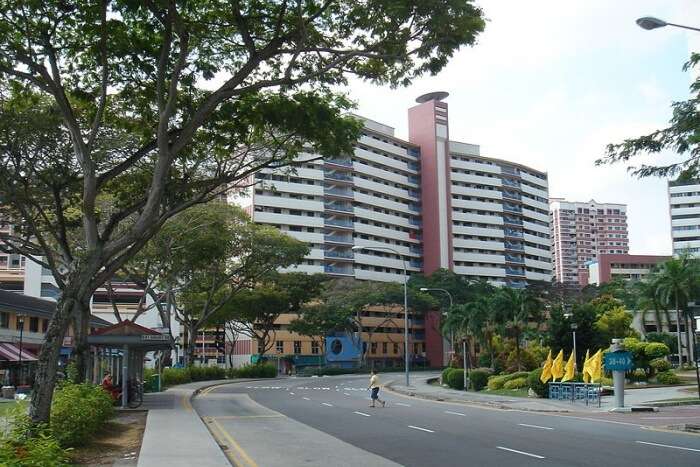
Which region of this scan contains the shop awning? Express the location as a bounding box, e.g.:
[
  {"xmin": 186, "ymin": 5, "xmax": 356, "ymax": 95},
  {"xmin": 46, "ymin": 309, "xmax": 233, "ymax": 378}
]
[{"xmin": 0, "ymin": 343, "xmax": 38, "ymax": 362}]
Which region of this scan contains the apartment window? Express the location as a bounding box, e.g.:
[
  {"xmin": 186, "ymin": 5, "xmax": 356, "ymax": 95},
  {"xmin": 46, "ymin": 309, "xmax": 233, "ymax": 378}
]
[
  {"xmin": 41, "ymin": 319, "xmax": 48, "ymax": 333},
  {"xmin": 382, "ymin": 342, "xmax": 388, "ymax": 354},
  {"xmin": 393, "ymin": 343, "xmax": 399, "ymax": 354},
  {"xmin": 371, "ymin": 342, "xmax": 377, "ymax": 354},
  {"xmin": 29, "ymin": 317, "xmax": 39, "ymax": 333},
  {"xmin": 0, "ymin": 312, "xmax": 8, "ymax": 328},
  {"xmin": 276, "ymin": 340, "xmax": 284, "ymax": 353},
  {"xmin": 311, "ymin": 341, "xmax": 320, "ymax": 355},
  {"xmin": 294, "ymin": 341, "xmax": 301, "ymax": 354}
]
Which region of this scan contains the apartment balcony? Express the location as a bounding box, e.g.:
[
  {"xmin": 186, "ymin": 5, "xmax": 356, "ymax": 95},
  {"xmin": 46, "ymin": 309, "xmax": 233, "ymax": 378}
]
[
  {"xmin": 409, "ymin": 260, "xmax": 423, "ymax": 269},
  {"xmin": 324, "ymin": 265, "xmax": 354, "ymax": 276},
  {"xmin": 324, "ymin": 187, "xmax": 354, "ymax": 199},
  {"xmin": 409, "ymin": 246, "xmax": 423, "ymax": 255},
  {"xmin": 505, "ymin": 255, "xmax": 525, "ymax": 264},
  {"xmin": 504, "ymin": 228, "xmax": 524, "ymax": 238},
  {"xmin": 503, "ymin": 204, "xmax": 522, "ymax": 214},
  {"xmin": 502, "ymin": 177, "xmax": 521, "ymax": 188},
  {"xmin": 501, "ymin": 166, "xmax": 520, "ymax": 176},
  {"xmin": 504, "ymin": 242, "xmax": 525, "ymax": 251},
  {"xmin": 503, "ymin": 216, "xmax": 523, "ymax": 226},
  {"xmin": 324, "ymin": 202, "xmax": 353, "ymax": 213},
  {"xmin": 505, "ymin": 267, "xmax": 526, "ymax": 277},
  {"xmin": 325, "ymin": 158, "xmax": 353, "ymax": 168},
  {"xmin": 502, "ymin": 191, "xmax": 522, "ymax": 201},
  {"xmin": 324, "ymin": 170, "xmax": 353, "ymax": 182},
  {"xmin": 324, "ymin": 250, "xmax": 354, "ymax": 261},
  {"xmin": 408, "ymin": 203, "xmax": 421, "ymax": 212},
  {"xmin": 409, "ymin": 218, "xmax": 422, "ymax": 227},
  {"xmin": 408, "ymin": 176, "xmax": 420, "ymax": 185},
  {"xmin": 324, "ymin": 234, "xmax": 353, "ymax": 245},
  {"xmin": 407, "ymin": 190, "xmax": 420, "ymax": 199},
  {"xmin": 324, "ymin": 218, "xmax": 354, "ymax": 229},
  {"xmin": 407, "ymin": 162, "xmax": 420, "ymax": 171},
  {"xmin": 506, "ymin": 279, "xmax": 528, "ymax": 289}
]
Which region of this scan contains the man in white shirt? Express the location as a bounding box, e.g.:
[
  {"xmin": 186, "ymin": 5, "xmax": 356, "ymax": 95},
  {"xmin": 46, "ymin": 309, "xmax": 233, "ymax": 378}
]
[{"xmin": 368, "ymin": 370, "xmax": 386, "ymax": 407}]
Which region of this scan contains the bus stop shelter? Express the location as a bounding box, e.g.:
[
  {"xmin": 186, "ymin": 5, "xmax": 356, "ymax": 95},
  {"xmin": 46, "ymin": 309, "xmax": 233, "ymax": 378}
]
[{"xmin": 88, "ymin": 320, "xmax": 173, "ymax": 408}]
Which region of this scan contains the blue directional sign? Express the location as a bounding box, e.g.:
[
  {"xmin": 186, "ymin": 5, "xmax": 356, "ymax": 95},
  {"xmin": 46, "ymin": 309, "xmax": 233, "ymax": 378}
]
[{"xmin": 604, "ymin": 351, "xmax": 634, "ymax": 371}]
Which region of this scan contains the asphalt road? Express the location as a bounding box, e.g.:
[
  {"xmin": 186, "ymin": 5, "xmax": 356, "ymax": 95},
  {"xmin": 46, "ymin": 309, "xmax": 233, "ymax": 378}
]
[{"xmin": 193, "ymin": 374, "xmax": 700, "ymax": 467}]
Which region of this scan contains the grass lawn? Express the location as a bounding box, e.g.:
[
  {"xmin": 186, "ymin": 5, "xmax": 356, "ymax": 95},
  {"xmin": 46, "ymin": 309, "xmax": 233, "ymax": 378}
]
[
  {"xmin": 0, "ymin": 400, "xmax": 27, "ymax": 417},
  {"xmin": 481, "ymin": 388, "xmax": 530, "ymax": 398}
]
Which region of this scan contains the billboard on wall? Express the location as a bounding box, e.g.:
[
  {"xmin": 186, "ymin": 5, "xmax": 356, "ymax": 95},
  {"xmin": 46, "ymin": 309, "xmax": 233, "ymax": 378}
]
[{"xmin": 324, "ymin": 336, "xmax": 362, "ymax": 363}]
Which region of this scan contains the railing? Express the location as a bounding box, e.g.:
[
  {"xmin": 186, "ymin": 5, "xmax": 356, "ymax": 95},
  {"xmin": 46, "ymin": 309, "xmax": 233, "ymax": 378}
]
[
  {"xmin": 504, "ymin": 242, "xmax": 524, "ymax": 251},
  {"xmin": 409, "ymin": 260, "xmax": 423, "ymax": 268},
  {"xmin": 502, "ymin": 191, "xmax": 522, "ymax": 201},
  {"xmin": 324, "ymin": 234, "xmax": 353, "ymax": 244},
  {"xmin": 408, "ymin": 190, "xmax": 420, "ymax": 198},
  {"xmin": 324, "ymin": 265, "xmax": 354, "ymax": 275},
  {"xmin": 507, "ymin": 280, "xmax": 527, "ymax": 289},
  {"xmin": 324, "ymin": 218, "xmax": 353, "ymax": 228},
  {"xmin": 408, "ymin": 203, "xmax": 421, "ymax": 212},
  {"xmin": 408, "ymin": 176, "xmax": 420, "ymax": 184},
  {"xmin": 325, "ymin": 158, "xmax": 353, "ymax": 167},
  {"xmin": 502, "ymin": 178, "xmax": 521, "ymax": 188},
  {"xmin": 505, "ymin": 255, "xmax": 525, "ymax": 264},
  {"xmin": 409, "ymin": 218, "xmax": 422, "ymax": 226},
  {"xmin": 503, "ymin": 216, "xmax": 523, "ymax": 226},
  {"xmin": 408, "ymin": 162, "xmax": 420, "ymax": 171},
  {"xmin": 503, "ymin": 204, "xmax": 522, "ymax": 213},
  {"xmin": 324, "ymin": 250, "xmax": 354, "ymax": 259},
  {"xmin": 409, "ymin": 246, "xmax": 423, "ymax": 255},
  {"xmin": 501, "ymin": 165, "xmax": 520, "ymax": 176},
  {"xmin": 324, "ymin": 187, "xmax": 353, "ymax": 197},
  {"xmin": 504, "ymin": 229, "xmax": 524, "ymax": 238},
  {"xmin": 505, "ymin": 267, "xmax": 526, "ymax": 276},
  {"xmin": 548, "ymin": 382, "xmax": 601, "ymax": 407},
  {"xmin": 324, "ymin": 171, "xmax": 353, "ymax": 182},
  {"xmin": 324, "ymin": 203, "xmax": 353, "ymax": 212}
]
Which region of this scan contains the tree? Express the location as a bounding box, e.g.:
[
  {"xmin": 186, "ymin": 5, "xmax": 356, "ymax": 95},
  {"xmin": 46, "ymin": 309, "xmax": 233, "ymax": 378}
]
[
  {"xmin": 0, "ymin": 1, "xmax": 486, "ymax": 424},
  {"xmin": 491, "ymin": 288, "xmax": 542, "ymax": 371},
  {"xmin": 211, "ymin": 272, "xmax": 327, "ymax": 362},
  {"xmin": 652, "ymin": 255, "xmax": 700, "ymax": 365},
  {"xmin": 597, "ymin": 54, "xmax": 700, "ymax": 178},
  {"xmin": 544, "ymin": 303, "xmax": 598, "ymax": 366},
  {"xmin": 289, "ymin": 301, "xmax": 351, "ymax": 367},
  {"xmin": 594, "ymin": 306, "xmax": 638, "ymax": 344}
]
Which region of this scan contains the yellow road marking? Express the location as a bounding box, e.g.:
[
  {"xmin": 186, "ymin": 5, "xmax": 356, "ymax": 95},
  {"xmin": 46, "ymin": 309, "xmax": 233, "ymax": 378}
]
[
  {"xmin": 209, "ymin": 417, "xmax": 259, "ymax": 467},
  {"xmin": 181, "ymin": 392, "xmax": 193, "ymax": 411}
]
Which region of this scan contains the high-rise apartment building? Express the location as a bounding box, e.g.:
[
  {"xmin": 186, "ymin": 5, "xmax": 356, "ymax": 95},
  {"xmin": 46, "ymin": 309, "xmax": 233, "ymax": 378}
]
[
  {"xmin": 668, "ymin": 179, "xmax": 700, "ymax": 257},
  {"xmin": 549, "ymin": 199, "xmax": 629, "ymax": 286},
  {"xmin": 244, "ymin": 92, "xmax": 552, "ymax": 288}
]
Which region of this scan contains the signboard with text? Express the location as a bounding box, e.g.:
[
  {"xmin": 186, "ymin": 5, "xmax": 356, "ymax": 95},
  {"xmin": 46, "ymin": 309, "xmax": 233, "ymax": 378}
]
[{"xmin": 603, "ymin": 351, "xmax": 634, "ymax": 371}]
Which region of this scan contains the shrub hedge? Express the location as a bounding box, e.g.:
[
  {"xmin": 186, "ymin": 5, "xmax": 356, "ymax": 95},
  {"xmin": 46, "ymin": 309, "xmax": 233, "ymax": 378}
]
[
  {"xmin": 229, "ymin": 363, "xmax": 277, "ymax": 378},
  {"xmin": 487, "ymin": 371, "xmax": 529, "ymax": 390},
  {"xmin": 527, "ymin": 369, "xmax": 547, "ymax": 398},
  {"xmin": 446, "ymin": 369, "xmax": 465, "ymax": 390},
  {"xmin": 441, "ymin": 368, "xmax": 454, "ymax": 385},
  {"xmin": 50, "ymin": 382, "xmax": 114, "ymax": 448},
  {"xmin": 656, "ymin": 371, "xmax": 681, "ymax": 385},
  {"xmin": 649, "ymin": 358, "xmax": 671, "ymax": 373},
  {"xmin": 503, "ymin": 377, "xmax": 528, "ymax": 390},
  {"xmin": 469, "ymin": 369, "xmax": 490, "ymax": 391}
]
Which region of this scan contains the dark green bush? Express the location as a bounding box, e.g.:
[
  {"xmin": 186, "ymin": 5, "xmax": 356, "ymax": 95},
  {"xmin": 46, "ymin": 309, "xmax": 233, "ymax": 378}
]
[
  {"xmin": 441, "ymin": 368, "xmax": 455, "ymax": 385},
  {"xmin": 644, "ymin": 342, "xmax": 670, "ymax": 359},
  {"xmin": 446, "ymin": 369, "xmax": 465, "ymax": 390},
  {"xmin": 528, "ymin": 368, "xmax": 548, "ymax": 398},
  {"xmin": 649, "ymin": 358, "xmax": 671, "ymax": 373},
  {"xmin": 50, "ymin": 382, "xmax": 114, "ymax": 448},
  {"xmin": 503, "ymin": 377, "xmax": 528, "ymax": 390},
  {"xmin": 469, "ymin": 369, "xmax": 489, "ymax": 391},
  {"xmin": 297, "ymin": 366, "xmax": 359, "ymax": 377},
  {"xmin": 0, "ymin": 429, "xmax": 70, "ymax": 466},
  {"xmin": 656, "ymin": 371, "xmax": 681, "ymax": 385},
  {"xmin": 190, "ymin": 366, "xmax": 226, "ymax": 382},
  {"xmin": 228, "ymin": 363, "xmax": 277, "ymax": 378},
  {"xmin": 162, "ymin": 367, "xmax": 192, "ymax": 386}
]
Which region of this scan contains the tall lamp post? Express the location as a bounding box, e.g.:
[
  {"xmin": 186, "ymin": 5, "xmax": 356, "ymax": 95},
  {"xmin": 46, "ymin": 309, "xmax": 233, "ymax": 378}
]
[
  {"xmin": 16, "ymin": 314, "xmax": 25, "ymax": 386},
  {"xmin": 563, "ymin": 312, "xmax": 577, "ymax": 370},
  {"xmin": 419, "ymin": 288, "xmax": 464, "ymax": 387},
  {"xmin": 352, "ymin": 245, "xmax": 410, "ymax": 387},
  {"xmin": 636, "ymin": 16, "xmax": 700, "ymax": 33},
  {"xmin": 694, "ymin": 315, "xmax": 700, "ymax": 400}
]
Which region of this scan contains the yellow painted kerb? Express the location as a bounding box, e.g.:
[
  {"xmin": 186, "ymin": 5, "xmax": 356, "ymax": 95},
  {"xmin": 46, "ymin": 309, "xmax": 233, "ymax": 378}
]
[{"xmin": 210, "ymin": 417, "xmax": 259, "ymax": 467}]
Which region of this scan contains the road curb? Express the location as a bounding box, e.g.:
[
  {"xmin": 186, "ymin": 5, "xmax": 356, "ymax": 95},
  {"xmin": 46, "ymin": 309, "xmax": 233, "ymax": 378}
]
[
  {"xmin": 641, "ymin": 399, "xmax": 700, "ymax": 407},
  {"xmin": 383, "ymin": 379, "xmax": 572, "ymax": 414}
]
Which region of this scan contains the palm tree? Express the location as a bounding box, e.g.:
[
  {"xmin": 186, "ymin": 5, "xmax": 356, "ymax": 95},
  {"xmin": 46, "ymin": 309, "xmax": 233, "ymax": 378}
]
[
  {"xmin": 492, "ymin": 287, "xmax": 542, "ymax": 371},
  {"xmin": 442, "ymin": 295, "xmax": 497, "ymax": 369},
  {"xmin": 634, "ymin": 276, "xmax": 667, "ymax": 334},
  {"xmin": 653, "ymin": 254, "xmax": 699, "ymax": 366}
]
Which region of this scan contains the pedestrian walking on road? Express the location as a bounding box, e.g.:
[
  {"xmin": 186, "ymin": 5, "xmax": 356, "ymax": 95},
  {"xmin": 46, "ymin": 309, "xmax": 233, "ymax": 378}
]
[{"xmin": 368, "ymin": 370, "xmax": 386, "ymax": 408}]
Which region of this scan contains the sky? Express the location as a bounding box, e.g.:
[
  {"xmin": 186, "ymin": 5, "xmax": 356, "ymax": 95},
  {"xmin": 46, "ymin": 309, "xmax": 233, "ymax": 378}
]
[{"xmin": 343, "ymin": 0, "xmax": 699, "ymax": 256}]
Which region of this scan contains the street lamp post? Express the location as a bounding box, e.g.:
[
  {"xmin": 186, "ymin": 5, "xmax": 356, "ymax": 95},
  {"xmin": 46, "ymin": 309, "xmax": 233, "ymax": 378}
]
[
  {"xmin": 564, "ymin": 312, "xmax": 577, "ymax": 370},
  {"xmin": 352, "ymin": 245, "xmax": 410, "ymax": 387},
  {"xmin": 694, "ymin": 315, "xmax": 700, "ymax": 400},
  {"xmin": 636, "ymin": 16, "xmax": 700, "ymax": 33},
  {"xmin": 420, "ymin": 288, "xmax": 464, "ymax": 388},
  {"xmin": 16, "ymin": 314, "xmax": 25, "ymax": 387}
]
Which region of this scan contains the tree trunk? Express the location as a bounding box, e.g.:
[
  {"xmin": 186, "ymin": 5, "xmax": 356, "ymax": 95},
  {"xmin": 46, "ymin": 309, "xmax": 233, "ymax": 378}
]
[
  {"xmin": 72, "ymin": 300, "xmax": 91, "ymax": 384},
  {"xmin": 685, "ymin": 314, "xmax": 693, "ymax": 367},
  {"xmin": 675, "ymin": 293, "xmax": 683, "ymax": 367},
  {"xmin": 515, "ymin": 328, "xmax": 522, "ymax": 371},
  {"xmin": 29, "ymin": 294, "xmax": 81, "ymax": 424},
  {"xmin": 186, "ymin": 323, "xmax": 197, "ymax": 366}
]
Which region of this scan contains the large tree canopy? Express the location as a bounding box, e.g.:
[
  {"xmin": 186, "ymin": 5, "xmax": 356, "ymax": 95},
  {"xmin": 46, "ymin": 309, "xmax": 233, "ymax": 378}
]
[{"xmin": 0, "ymin": 0, "xmax": 486, "ymax": 423}]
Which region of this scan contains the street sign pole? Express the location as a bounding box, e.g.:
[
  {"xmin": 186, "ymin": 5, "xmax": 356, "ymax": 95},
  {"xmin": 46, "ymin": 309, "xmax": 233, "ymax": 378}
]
[{"xmin": 610, "ymin": 339, "xmax": 627, "ymax": 409}]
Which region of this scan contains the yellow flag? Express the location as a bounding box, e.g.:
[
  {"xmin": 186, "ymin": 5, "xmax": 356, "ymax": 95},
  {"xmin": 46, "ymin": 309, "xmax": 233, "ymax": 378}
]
[
  {"xmin": 551, "ymin": 349, "xmax": 564, "ymax": 382},
  {"xmin": 562, "ymin": 351, "xmax": 576, "ymax": 382},
  {"xmin": 582, "ymin": 349, "xmax": 591, "ymax": 383},
  {"xmin": 589, "ymin": 349, "xmax": 603, "ymax": 383},
  {"xmin": 540, "ymin": 350, "xmax": 553, "ymax": 383}
]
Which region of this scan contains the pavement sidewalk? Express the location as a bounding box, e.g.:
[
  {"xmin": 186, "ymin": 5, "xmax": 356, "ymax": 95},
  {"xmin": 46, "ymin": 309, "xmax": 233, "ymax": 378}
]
[
  {"xmin": 384, "ymin": 373, "xmax": 697, "ymax": 413},
  {"xmin": 136, "ymin": 379, "xmax": 251, "ymax": 467}
]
